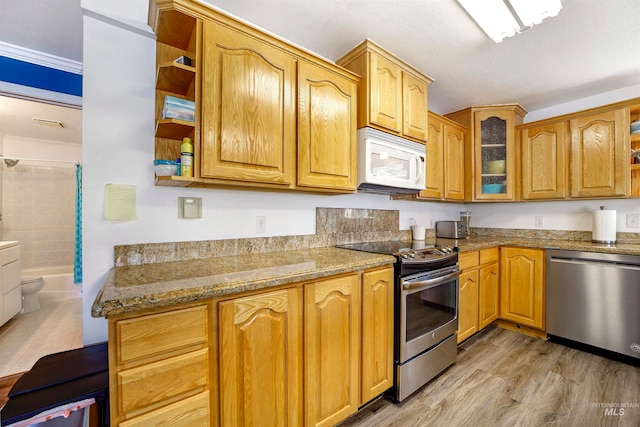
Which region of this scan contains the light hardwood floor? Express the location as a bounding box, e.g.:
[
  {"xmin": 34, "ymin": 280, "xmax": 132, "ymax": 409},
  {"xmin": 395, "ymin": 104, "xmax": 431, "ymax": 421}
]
[{"xmin": 339, "ymin": 326, "xmax": 640, "ymax": 427}]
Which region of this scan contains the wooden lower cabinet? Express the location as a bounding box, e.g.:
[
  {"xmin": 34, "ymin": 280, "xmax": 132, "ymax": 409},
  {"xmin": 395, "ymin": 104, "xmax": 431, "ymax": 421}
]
[
  {"xmin": 305, "ymin": 274, "xmax": 360, "ymax": 427},
  {"xmin": 499, "ymin": 247, "xmax": 545, "ymax": 330},
  {"xmin": 457, "ymin": 248, "xmax": 499, "ymax": 343},
  {"xmin": 360, "ymin": 266, "xmax": 394, "ymax": 404},
  {"xmin": 219, "ymin": 287, "xmax": 303, "ymax": 427},
  {"xmin": 108, "ymin": 303, "xmax": 213, "ymax": 426},
  {"xmin": 457, "ymin": 268, "xmax": 479, "ymax": 343},
  {"xmin": 108, "ymin": 266, "xmax": 394, "ymax": 427}
]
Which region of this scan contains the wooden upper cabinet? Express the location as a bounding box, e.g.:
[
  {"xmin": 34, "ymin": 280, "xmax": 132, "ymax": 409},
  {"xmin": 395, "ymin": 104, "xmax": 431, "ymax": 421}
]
[
  {"xmin": 305, "ymin": 274, "xmax": 360, "ymax": 427},
  {"xmin": 570, "ymin": 107, "xmax": 629, "ymax": 198},
  {"xmin": 445, "ymin": 105, "xmax": 526, "ymax": 201},
  {"xmin": 520, "ymin": 121, "xmax": 568, "ymax": 200},
  {"xmin": 370, "ymin": 52, "xmax": 403, "ymax": 132},
  {"xmin": 499, "ymin": 247, "xmax": 545, "ymax": 331},
  {"xmin": 297, "ymin": 60, "xmax": 358, "ymax": 191},
  {"xmin": 219, "ymin": 287, "xmax": 303, "ymax": 427},
  {"xmin": 417, "ymin": 111, "xmax": 465, "ymax": 201},
  {"xmin": 201, "ymin": 20, "xmax": 296, "ymax": 185},
  {"xmin": 402, "ymin": 72, "xmax": 428, "ymax": 141},
  {"xmin": 337, "ymin": 40, "xmax": 432, "ymax": 143},
  {"xmin": 423, "ymin": 114, "xmax": 444, "ymax": 198},
  {"xmin": 443, "ymin": 119, "xmax": 465, "ymax": 200}
]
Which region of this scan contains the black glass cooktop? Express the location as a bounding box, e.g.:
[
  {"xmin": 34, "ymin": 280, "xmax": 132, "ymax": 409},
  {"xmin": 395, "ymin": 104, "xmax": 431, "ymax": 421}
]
[{"xmin": 336, "ymin": 240, "xmax": 434, "ymax": 255}]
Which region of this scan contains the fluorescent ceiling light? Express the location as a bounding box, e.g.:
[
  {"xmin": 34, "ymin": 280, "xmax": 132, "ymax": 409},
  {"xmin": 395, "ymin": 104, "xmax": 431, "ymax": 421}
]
[
  {"xmin": 458, "ymin": 0, "xmax": 563, "ymax": 43},
  {"xmin": 33, "ymin": 117, "xmax": 64, "ymax": 128}
]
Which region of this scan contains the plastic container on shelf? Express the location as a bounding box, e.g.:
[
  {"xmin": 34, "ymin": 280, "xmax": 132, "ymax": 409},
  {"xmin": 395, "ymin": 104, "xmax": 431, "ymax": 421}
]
[{"xmin": 154, "ymin": 159, "xmax": 177, "ymax": 176}]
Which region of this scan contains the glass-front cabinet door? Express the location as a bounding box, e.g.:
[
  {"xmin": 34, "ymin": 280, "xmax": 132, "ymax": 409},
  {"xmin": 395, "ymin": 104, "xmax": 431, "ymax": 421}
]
[{"xmin": 473, "ymin": 108, "xmax": 521, "ymax": 200}]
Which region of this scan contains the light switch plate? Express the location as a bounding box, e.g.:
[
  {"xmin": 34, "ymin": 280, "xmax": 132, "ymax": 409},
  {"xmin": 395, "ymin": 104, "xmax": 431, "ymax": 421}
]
[
  {"xmin": 179, "ymin": 197, "xmax": 202, "ymax": 219},
  {"xmin": 535, "ymin": 215, "xmax": 543, "ymax": 227},
  {"xmin": 626, "ymin": 213, "xmax": 640, "ymax": 228}
]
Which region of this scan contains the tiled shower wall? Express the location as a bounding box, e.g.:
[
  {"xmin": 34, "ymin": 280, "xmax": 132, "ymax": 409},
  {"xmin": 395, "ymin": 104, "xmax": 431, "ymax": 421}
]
[{"xmin": 2, "ymin": 163, "xmax": 76, "ymax": 269}]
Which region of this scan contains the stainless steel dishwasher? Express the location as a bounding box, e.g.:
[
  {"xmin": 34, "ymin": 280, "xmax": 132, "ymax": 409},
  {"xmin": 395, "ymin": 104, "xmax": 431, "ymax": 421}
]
[{"xmin": 546, "ymin": 249, "xmax": 640, "ymax": 360}]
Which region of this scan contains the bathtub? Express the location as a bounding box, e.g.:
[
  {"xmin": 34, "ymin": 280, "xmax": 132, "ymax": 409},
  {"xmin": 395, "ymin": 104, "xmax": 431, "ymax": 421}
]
[{"xmin": 21, "ymin": 266, "xmax": 82, "ymax": 301}]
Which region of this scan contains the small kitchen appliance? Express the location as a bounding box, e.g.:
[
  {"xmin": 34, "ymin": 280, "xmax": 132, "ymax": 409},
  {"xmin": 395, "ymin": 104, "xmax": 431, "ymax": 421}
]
[
  {"xmin": 336, "ymin": 241, "xmax": 459, "ymax": 401},
  {"xmin": 435, "ymin": 220, "xmax": 469, "ymax": 239}
]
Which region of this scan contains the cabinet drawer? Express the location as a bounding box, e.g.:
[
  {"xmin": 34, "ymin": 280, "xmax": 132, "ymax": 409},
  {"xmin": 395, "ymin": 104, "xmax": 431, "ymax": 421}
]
[
  {"xmin": 459, "ymin": 251, "xmax": 479, "ymax": 270},
  {"xmin": 118, "ymin": 348, "xmax": 209, "ymax": 414},
  {"xmin": 1, "ymin": 245, "xmax": 20, "ymax": 266},
  {"xmin": 117, "ymin": 305, "xmax": 208, "ymax": 364},
  {"xmin": 2, "ymin": 260, "xmax": 21, "ymax": 293},
  {"xmin": 120, "ymin": 390, "xmax": 210, "ymax": 427},
  {"xmin": 2, "ymin": 286, "xmax": 21, "ymax": 323},
  {"xmin": 479, "ymin": 248, "xmax": 499, "ymax": 265}
]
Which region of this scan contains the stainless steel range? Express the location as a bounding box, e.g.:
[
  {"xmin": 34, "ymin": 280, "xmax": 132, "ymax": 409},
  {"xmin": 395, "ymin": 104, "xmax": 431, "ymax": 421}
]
[{"xmin": 336, "ymin": 241, "xmax": 460, "ymax": 401}]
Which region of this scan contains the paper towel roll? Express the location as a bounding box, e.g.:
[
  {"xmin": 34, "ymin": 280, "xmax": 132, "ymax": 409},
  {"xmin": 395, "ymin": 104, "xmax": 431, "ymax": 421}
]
[{"xmin": 592, "ymin": 206, "xmax": 616, "ymax": 244}]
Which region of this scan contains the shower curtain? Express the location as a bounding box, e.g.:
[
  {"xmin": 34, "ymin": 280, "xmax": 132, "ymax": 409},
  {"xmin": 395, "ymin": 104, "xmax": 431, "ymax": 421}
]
[{"xmin": 74, "ymin": 163, "xmax": 82, "ymax": 284}]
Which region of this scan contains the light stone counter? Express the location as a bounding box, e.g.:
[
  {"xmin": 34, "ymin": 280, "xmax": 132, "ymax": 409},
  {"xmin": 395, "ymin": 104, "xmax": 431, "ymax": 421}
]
[
  {"xmin": 92, "ymin": 247, "xmax": 395, "ymax": 318},
  {"xmin": 434, "ymin": 236, "xmax": 640, "ymax": 256}
]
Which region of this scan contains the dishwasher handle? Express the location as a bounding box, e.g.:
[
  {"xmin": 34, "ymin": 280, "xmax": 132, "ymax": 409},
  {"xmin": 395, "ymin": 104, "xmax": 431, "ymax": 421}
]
[{"xmin": 549, "ymin": 256, "xmax": 640, "ymax": 271}]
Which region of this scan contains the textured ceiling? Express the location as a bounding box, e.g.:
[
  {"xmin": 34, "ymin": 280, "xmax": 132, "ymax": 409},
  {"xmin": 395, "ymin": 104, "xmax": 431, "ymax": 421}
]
[{"xmin": 0, "ymin": 0, "xmax": 639, "ymax": 141}]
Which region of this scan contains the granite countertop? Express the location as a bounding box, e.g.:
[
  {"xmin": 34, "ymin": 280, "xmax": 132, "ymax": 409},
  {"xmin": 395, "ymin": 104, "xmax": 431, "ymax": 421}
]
[
  {"xmin": 436, "ymin": 236, "xmax": 640, "ymax": 256},
  {"xmin": 92, "ymin": 247, "xmax": 395, "ymax": 318}
]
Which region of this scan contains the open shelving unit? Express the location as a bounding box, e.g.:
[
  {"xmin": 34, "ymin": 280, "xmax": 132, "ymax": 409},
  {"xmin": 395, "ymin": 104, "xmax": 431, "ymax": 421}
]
[{"xmin": 152, "ymin": 7, "xmax": 201, "ymax": 187}]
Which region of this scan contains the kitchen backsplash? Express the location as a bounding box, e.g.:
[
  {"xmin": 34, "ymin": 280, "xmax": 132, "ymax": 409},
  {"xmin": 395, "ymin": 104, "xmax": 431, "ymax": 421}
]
[{"xmin": 114, "ymin": 207, "xmax": 640, "ymax": 267}]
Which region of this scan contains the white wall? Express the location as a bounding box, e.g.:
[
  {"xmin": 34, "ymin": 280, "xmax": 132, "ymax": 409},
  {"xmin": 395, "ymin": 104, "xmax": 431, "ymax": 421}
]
[
  {"xmin": 82, "ymin": 1, "xmax": 640, "ymax": 345},
  {"xmin": 469, "ymin": 199, "xmax": 640, "ymax": 233},
  {"xmin": 524, "ymin": 84, "xmax": 640, "ymax": 123},
  {"xmin": 80, "ymin": 0, "xmax": 459, "ymax": 344}
]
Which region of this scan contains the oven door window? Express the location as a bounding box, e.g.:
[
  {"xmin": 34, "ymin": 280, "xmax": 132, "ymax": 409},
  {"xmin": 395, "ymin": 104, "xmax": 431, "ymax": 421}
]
[{"xmin": 405, "ymin": 281, "xmax": 456, "ymax": 342}]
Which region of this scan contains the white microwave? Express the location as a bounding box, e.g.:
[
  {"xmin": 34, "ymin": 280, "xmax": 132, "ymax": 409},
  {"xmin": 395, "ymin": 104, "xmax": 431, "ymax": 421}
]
[{"xmin": 357, "ymin": 127, "xmax": 426, "ymax": 194}]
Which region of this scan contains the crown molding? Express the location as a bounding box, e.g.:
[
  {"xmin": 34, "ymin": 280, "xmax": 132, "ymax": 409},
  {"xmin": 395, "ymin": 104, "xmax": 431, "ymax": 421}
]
[
  {"xmin": 0, "ymin": 41, "xmax": 83, "ymax": 75},
  {"xmin": 0, "ymin": 81, "xmax": 82, "ymax": 108}
]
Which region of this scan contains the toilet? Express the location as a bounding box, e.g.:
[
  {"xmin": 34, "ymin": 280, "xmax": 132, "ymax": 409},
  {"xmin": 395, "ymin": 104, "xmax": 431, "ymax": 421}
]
[{"xmin": 21, "ymin": 276, "xmax": 45, "ymax": 313}]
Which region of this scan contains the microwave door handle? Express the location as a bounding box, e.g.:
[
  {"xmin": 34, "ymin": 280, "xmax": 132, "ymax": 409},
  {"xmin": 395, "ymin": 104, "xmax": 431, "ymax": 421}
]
[{"xmin": 413, "ymin": 154, "xmax": 423, "ymax": 184}]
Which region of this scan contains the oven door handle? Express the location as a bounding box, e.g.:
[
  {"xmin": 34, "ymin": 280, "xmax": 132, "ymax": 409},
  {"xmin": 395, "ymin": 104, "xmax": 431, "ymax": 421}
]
[{"xmin": 402, "ymin": 271, "xmax": 461, "ymax": 292}]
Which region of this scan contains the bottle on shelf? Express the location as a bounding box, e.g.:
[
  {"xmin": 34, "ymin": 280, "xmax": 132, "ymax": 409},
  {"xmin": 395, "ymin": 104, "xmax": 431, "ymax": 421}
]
[{"xmin": 181, "ymin": 137, "xmax": 194, "ymax": 177}]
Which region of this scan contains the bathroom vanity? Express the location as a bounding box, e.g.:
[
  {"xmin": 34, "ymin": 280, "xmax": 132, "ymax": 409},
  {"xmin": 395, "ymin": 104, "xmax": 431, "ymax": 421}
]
[{"xmin": 0, "ymin": 241, "xmax": 21, "ymax": 327}]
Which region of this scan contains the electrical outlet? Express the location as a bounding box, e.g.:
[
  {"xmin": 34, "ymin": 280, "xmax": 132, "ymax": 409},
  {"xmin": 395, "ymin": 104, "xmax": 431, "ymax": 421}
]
[
  {"xmin": 535, "ymin": 215, "xmax": 543, "ymax": 227},
  {"xmin": 626, "ymin": 213, "xmax": 640, "ymax": 228},
  {"xmin": 256, "ymin": 216, "xmax": 266, "ymax": 233}
]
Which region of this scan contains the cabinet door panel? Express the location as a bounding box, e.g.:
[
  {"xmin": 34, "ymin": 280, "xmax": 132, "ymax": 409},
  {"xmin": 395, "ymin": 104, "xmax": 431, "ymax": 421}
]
[
  {"xmin": 305, "ymin": 274, "xmax": 359, "ymax": 427},
  {"xmin": 369, "ymin": 52, "xmax": 402, "ymax": 132},
  {"xmin": 402, "ymin": 72, "xmax": 428, "ymax": 141},
  {"xmin": 444, "ymin": 123, "xmax": 465, "ymax": 200},
  {"xmin": 202, "ymin": 21, "xmax": 296, "ymax": 184},
  {"xmin": 422, "ymin": 116, "xmax": 444, "ymax": 198},
  {"xmin": 570, "ymin": 108, "xmax": 628, "ymax": 198},
  {"xmin": 500, "ymin": 248, "xmax": 545, "ymax": 330},
  {"xmin": 361, "ymin": 267, "xmax": 394, "ymax": 404},
  {"xmin": 457, "ymin": 269, "xmax": 479, "ymax": 343},
  {"xmin": 298, "ymin": 61, "xmax": 357, "ymax": 190},
  {"xmin": 474, "ymin": 110, "xmax": 515, "ymax": 200},
  {"xmin": 219, "ymin": 288, "xmax": 303, "ymax": 427},
  {"xmin": 479, "ymin": 263, "xmax": 499, "ymax": 329},
  {"xmin": 521, "ymin": 122, "xmax": 567, "ymax": 200}
]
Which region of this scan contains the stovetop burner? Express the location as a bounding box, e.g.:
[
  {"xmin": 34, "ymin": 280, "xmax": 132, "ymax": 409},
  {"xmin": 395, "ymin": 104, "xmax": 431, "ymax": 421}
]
[{"xmin": 336, "ymin": 240, "xmax": 457, "ymax": 263}]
